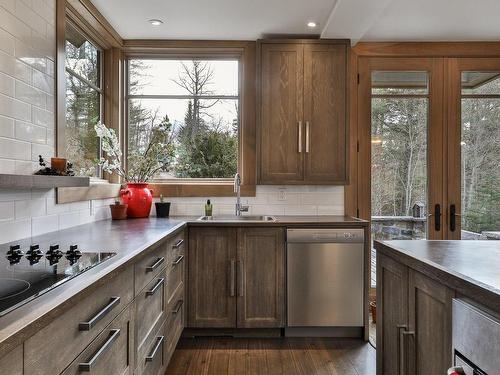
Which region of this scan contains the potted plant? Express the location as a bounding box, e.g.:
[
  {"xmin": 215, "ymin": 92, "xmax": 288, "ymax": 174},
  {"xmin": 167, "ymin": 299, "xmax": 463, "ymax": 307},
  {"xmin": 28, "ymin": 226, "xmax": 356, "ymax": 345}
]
[
  {"xmin": 155, "ymin": 194, "xmax": 171, "ymax": 218},
  {"xmin": 109, "ymin": 199, "xmax": 128, "ymax": 220},
  {"xmin": 95, "ymin": 122, "xmax": 174, "ymax": 218}
]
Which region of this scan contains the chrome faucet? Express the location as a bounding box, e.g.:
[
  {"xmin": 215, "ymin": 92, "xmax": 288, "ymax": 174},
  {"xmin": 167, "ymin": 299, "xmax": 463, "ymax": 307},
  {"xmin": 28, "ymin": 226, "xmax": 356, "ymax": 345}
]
[{"xmin": 234, "ymin": 173, "xmax": 249, "ymax": 216}]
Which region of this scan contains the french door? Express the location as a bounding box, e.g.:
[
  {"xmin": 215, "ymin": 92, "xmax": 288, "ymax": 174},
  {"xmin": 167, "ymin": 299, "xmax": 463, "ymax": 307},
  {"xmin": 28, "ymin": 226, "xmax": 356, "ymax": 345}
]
[
  {"xmin": 447, "ymin": 58, "xmax": 500, "ymax": 239},
  {"xmin": 358, "ymin": 57, "xmax": 446, "ymax": 241},
  {"xmin": 358, "ymin": 57, "xmax": 500, "ymax": 242}
]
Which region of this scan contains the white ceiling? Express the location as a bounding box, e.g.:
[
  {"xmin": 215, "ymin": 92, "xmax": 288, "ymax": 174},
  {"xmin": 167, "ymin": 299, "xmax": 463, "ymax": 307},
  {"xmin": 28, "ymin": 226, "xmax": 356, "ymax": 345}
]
[{"xmin": 91, "ymin": 0, "xmax": 500, "ymax": 44}]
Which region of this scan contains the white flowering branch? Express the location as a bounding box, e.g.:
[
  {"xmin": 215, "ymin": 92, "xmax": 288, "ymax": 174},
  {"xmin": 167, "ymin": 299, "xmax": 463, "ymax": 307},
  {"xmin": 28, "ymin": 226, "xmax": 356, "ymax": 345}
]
[{"xmin": 94, "ymin": 122, "xmax": 128, "ymax": 180}]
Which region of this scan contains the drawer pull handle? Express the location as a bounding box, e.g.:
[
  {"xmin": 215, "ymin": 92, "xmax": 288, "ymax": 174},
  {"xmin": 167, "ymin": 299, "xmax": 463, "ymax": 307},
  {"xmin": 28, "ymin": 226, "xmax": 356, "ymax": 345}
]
[
  {"xmin": 78, "ymin": 329, "xmax": 120, "ymax": 372},
  {"xmin": 172, "ymin": 300, "xmax": 183, "ymax": 314},
  {"xmin": 146, "ymin": 278, "xmax": 165, "ymax": 296},
  {"xmin": 145, "ymin": 336, "xmax": 164, "ymax": 363},
  {"xmin": 173, "ymin": 239, "xmax": 184, "ymax": 249},
  {"xmin": 172, "ymin": 255, "xmax": 184, "ymax": 265},
  {"xmin": 146, "ymin": 257, "xmax": 165, "ymax": 273},
  {"xmin": 79, "ymin": 297, "xmax": 121, "ymax": 331}
]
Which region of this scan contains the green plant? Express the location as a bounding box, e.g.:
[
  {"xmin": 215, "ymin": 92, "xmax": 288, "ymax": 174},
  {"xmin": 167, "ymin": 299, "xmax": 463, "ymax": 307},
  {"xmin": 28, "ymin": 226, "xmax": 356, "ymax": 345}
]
[{"xmin": 159, "ymin": 194, "xmax": 164, "ymax": 203}]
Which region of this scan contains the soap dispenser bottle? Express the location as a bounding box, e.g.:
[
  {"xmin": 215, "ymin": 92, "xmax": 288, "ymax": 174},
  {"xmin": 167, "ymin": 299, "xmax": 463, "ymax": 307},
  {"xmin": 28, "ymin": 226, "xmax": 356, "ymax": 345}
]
[{"xmin": 205, "ymin": 199, "xmax": 213, "ymax": 217}]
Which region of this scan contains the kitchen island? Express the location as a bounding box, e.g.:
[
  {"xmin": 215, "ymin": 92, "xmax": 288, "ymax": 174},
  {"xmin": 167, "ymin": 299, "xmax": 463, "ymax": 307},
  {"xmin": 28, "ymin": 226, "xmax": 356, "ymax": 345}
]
[{"xmin": 375, "ymin": 240, "xmax": 500, "ymax": 375}]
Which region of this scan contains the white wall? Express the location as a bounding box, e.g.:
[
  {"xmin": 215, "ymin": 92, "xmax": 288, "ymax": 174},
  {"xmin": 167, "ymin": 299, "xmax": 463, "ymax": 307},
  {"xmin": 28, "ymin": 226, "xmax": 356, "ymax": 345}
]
[
  {"xmin": 0, "ymin": 0, "xmax": 345, "ymax": 244},
  {"xmin": 0, "ymin": 0, "xmax": 114, "ymax": 245}
]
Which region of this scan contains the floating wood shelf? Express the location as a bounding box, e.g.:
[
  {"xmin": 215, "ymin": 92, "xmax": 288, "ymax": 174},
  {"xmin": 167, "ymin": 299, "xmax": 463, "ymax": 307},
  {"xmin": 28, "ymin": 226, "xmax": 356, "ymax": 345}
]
[{"xmin": 0, "ymin": 174, "xmax": 90, "ymax": 189}]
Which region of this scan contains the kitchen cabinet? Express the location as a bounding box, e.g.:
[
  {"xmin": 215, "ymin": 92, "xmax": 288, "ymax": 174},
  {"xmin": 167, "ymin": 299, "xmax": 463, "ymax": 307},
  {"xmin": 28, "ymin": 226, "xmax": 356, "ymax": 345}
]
[
  {"xmin": 0, "ymin": 346, "xmax": 22, "ymax": 375},
  {"xmin": 187, "ymin": 227, "xmax": 285, "ymax": 329},
  {"xmin": 259, "ymin": 40, "xmax": 348, "ymax": 185},
  {"xmin": 377, "ymin": 253, "xmax": 453, "ymax": 375},
  {"xmin": 236, "ymin": 228, "xmax": 285, "ymax": 328},
  {"xmin": 188, "ymin": 227, "xmax": 237, "ymax": 328}
]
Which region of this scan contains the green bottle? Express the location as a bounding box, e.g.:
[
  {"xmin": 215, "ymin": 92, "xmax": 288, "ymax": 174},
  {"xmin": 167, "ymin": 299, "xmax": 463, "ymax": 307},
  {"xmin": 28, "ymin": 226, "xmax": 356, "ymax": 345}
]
[{"xmin": 205, "ymin": 199, "xmax": 213, "ymax": 217}]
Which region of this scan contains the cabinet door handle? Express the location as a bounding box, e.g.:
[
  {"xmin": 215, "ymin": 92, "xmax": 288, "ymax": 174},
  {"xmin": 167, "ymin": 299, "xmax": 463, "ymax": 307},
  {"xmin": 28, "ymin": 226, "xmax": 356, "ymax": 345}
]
[
  {"xmin": 403, "ymin": 330, "xmax": 415, "ymax": 375},
  {"xmin": 305, "ymin": 121, "xmax": 310, "ymax": 153},
  {"xmin": 146, "ymin": 257, "xmax": 165, "ymax": 273},
  {"xmin": 397, "ymin": 325, "xmax": 407, "ymax": 375},
  {"xmin": 172, "ymin": 255, "xmax": 184, "ymax": 266},
  {"xmin": 173, "ymin": 239, "xmax": 184, "ymax": 249},
  {"xmin": 172, "ymin": 300, "xmax": 183, "ymax": 314},
  {"xmin": 229, "ymin": 259, "xmax": 236, "ymax": 297},
  {"xmin": 237, "ymin": 260, "xmax": 244, "ymax": 297},
  {"xmin": 434, "ymin": 204, "xmax": 441, "ymax": 231},
  {"xmin": 298, "ymin": 121, "xmax": 303, "ymax": 153},
  {"xmin": 79, "ymin": 297, "xmax": 121, "ymax": 331},
  {"xmin": 145, "ymin": 336, "xmax": 164, "ymax": 363},
  {"xmin": 146, "ymin": 278, "xmax": 165, "ymax": 296},
  {"xmin": 78, "ymin": 329, "xmax": 120, "ymax": 372},
  {"xmin": 450, "ymin": 204, "xmax": 461, "ymax": 232}
]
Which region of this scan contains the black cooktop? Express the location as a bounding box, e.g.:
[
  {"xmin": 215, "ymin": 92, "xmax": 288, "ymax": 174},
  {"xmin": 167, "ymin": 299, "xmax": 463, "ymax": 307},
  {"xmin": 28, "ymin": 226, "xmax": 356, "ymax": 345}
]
[{"xmin": 0, "ymin": 241, "xmax": 115, "ymax": 316}]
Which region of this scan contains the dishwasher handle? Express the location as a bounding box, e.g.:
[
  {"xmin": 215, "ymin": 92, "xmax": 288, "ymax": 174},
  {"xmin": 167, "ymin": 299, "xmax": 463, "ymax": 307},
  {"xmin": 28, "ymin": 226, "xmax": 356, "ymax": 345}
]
[{"xmin": 287, "ymin": 228, "xmax": 365, "ymax": 243}]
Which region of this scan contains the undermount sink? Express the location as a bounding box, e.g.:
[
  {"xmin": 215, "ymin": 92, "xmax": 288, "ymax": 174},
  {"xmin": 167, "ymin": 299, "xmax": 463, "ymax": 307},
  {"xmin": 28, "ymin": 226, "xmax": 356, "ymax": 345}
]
[{"xmin": 197, "ymin": 215, "xmax": 276, "ymax": 222}]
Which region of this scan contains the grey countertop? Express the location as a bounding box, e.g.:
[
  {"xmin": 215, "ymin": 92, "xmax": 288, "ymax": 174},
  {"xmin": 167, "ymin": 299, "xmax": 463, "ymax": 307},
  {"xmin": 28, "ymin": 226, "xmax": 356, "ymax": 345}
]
[
  {"xmin": 0, "ymin": 215, "xmax": 366, "ymax": 355},
  {"xmin": 375, "ymin": 240, "xmax": 500, "ymax": 311}
]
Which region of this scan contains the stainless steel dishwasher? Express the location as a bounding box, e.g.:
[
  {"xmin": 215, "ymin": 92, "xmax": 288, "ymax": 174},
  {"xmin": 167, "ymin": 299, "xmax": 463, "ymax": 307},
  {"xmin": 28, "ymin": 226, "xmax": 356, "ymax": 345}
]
[{"xmin": 286, "ymin": 228, "xmax": 364, "ymax": 333}]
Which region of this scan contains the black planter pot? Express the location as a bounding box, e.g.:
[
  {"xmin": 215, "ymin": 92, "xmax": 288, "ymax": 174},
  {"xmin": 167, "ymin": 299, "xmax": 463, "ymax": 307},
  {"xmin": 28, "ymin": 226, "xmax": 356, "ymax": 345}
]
[{"xmin": 155, "ymin": 202, "xmax": 171, "ymax": 218}]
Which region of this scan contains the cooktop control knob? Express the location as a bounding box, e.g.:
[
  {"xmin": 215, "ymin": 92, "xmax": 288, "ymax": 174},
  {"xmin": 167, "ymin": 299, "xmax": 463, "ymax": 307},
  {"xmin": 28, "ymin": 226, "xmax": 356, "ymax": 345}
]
[
  {"xmin": 26, "ymin": 244, "xmax": 44, "ymax": 265},
  {"xmin": 46, "ymin": 244, "xmax": 63, "ymax": 265},
  {"xmin": 7, "ymin": 245, "xmax": 23, "ymax": 265},
  {"xmin": 66, "ymin": 244, "xmax": 82, "ymax": 265}
]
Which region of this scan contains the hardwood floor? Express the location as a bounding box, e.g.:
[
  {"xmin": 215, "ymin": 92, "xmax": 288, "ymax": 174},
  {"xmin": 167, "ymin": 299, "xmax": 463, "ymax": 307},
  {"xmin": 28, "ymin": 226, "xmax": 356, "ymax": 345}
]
[{"xmin": 166, "ymin": 337, "xmax": 376, "ymax": 375}]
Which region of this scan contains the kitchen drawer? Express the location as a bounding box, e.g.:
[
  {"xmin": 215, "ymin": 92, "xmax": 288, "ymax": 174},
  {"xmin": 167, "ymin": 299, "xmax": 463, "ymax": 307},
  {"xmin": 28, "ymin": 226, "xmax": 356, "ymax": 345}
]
[
  {"xmin": 136, "ymin": 319, "xmax": 167, "ymax": 375},
  {"xmin": 135, "ymin": 241, "xmax": 168, "ymax": 295},
  {"xmin": 164, "ymin": 286, "xmax": 185, "ymax": 366},
  {"xmin": 136, "ymin": 270, "xmax": 166, "ymax": 350},
  {"xmin": 62, "ymin": 304, "xmax": 133, "ymax": 375},
  {"xmin": 0, "ymin": 346, "xmax": 22, "ymax": 375},
  {"xmin": 24, "ymin": 266, "xmax": 134, "ymax": 375}
]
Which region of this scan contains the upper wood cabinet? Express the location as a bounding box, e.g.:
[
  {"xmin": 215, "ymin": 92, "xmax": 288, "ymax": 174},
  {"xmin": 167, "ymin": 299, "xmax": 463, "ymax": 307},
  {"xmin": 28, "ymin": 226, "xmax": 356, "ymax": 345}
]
[{"xmin": 258, "ymin": 40, "xmax": 349, "ymax": 185}]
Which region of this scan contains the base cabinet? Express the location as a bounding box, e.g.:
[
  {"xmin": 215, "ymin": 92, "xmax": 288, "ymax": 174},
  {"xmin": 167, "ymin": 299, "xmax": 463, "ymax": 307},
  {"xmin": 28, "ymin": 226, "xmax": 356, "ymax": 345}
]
[
  {"xmin": 188, "ymin": 227, "xmax": 285, "ymax": 329},
  {"xmin": 0, "ymin": 346, "xmax": 22, "ymax": 375},
  {"xmin": 377, "ymin": 253, "xmax": 453, "ymax": 375}
]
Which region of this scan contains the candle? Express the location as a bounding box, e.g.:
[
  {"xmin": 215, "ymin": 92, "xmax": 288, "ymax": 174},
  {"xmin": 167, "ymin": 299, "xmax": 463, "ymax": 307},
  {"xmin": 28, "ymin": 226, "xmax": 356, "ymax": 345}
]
[{"xmin": 51, "ymin": 157, "xmax": 67, "ymax": 174}]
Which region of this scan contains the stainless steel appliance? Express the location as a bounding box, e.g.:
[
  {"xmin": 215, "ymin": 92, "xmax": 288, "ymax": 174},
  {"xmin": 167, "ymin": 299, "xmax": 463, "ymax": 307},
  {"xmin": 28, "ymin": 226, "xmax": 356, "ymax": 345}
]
[
  {"xmin": 0, "ymin": 241, "xmax": 115, "ymax": 316},
  {"xmin": 448, "ymin": 298, "xmax": 500, "ymax": 375},
  {"xmin": 286, "ymin": 228, "xmax": 364, "ymax": 333}
]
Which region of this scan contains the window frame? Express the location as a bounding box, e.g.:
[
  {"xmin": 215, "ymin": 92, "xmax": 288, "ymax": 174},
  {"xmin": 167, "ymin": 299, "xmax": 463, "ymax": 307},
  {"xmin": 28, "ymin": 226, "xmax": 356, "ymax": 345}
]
[
  {"xmin": 122, "ymin": 41, "xmax": 256, "ymax": 197},
  {"xmin": 63, "ymin": 18, "xmax": 104, "ymax": 178}
]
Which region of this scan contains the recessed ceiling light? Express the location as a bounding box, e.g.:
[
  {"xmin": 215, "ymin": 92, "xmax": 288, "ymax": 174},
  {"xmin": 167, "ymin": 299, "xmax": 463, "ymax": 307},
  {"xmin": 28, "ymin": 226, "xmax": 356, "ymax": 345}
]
[
  {"xmin": 307, "ymin": 22, "xmax": 317, "ymax": 28},
  {"xmin": 149, "ymin": 19, "xmax": 163, "ymax": 26}
]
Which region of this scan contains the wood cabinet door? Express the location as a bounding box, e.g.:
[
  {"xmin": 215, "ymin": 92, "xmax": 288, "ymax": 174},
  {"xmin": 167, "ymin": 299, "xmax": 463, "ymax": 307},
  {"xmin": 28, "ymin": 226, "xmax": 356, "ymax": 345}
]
[
  {"xmin": 303, "ymin": 43, "xmax": 347, "ymax": 183},
  {"xmin": 408, "ymin": 270, "xmax": 453, "ymax": 375},
  {"xmin": 376, "ymin": 254, "xmax": 408, "ymax": 375},
  {"xmin": 260, "ymin": 43, "xmax": 304, "ymax": 183},
  {"xmin": 188, "ymin": 227, "xmax": 237, "ymax": 328},
  {"xmin": 236, "ymin": 228, "xmax": 285, "ymax": 328}
]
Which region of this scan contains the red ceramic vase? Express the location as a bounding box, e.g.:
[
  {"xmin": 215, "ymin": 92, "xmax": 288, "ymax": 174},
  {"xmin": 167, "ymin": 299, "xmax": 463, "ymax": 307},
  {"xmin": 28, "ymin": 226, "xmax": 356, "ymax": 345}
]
[{"xmin": 119, "ymin": 183, "xmax": 153, "ymax": 218}]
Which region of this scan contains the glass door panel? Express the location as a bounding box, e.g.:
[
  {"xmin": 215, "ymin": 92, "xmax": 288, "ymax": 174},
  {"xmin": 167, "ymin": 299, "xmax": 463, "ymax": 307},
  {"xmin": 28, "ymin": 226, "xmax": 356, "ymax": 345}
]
[{"xmin": 460, "ymin": 71, "xmax": 500, "ymax": 240}]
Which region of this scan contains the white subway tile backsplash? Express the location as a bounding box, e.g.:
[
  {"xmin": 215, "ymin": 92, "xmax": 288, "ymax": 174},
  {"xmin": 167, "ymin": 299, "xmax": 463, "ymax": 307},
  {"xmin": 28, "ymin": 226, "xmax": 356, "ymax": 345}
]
[
  {"xmin": 32, "ymin": 69, "xmax": 53, "ymax": 93},
  {"xmin": 31, "ymin": 213, "xmax": 58, "ymax": 236},
  {"xmin": 0, "ymin": 71, "xmax": 14, "ymax": 96},
  {"xmin": 0, "ymin": 6, "xmax": 31, "ymax": 45},
  {"xmin": 15, "ymin": 80, "xmax": 45, "ymax": 108},
  {"xmin": 0, "ymin": 93, "xmax": 31, "ymax": 121},
  {"xmin": 0, "ymin": 201, "xmax": 15, "ymax": 220},
  {"xmin": 15, "ymin": 120, "xmax": 46, "ymax": 143},
  {"xmin": 0, "ymin": 137, "xmax": 31, "ymax": 160},
  {"xmin": 32, "ymin": 106, "xmax": 52, "ymax": 127},
  {"xmin": 31, "ymin": 143, "xmax": 53, "ymax": 161},
  {"xmin": 0, "ymin": 26, "xmax": 15, "ymax": 55},
  {"xmin": 0, "ymin": 158, "xmax": 15, "ymax": 173},
  {"xmin": 0, "ymin": 218, "xmax": 30, "ymax": 244},
  {"xmin": 0, "ymin": 115, "xmax": 14, "ymax": 137}
]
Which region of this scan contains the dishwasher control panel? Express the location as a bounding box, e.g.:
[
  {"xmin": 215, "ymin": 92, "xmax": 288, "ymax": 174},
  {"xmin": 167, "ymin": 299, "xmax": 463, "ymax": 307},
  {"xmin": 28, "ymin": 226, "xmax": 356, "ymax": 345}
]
[{"xmin": 286, "ymin": 228, "xmax": 365, "ymax": 243}]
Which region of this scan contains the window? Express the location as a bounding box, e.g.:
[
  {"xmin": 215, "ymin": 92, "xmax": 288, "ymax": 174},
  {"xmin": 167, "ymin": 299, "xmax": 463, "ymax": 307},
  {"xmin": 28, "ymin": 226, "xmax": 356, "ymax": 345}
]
[
  {"xmin": 64, "ymin": 21, "xmax": 103, "ymax": 177},
  {"xmin": 127, "ymin": 58, "xmax": 239, "ymax": 180}
]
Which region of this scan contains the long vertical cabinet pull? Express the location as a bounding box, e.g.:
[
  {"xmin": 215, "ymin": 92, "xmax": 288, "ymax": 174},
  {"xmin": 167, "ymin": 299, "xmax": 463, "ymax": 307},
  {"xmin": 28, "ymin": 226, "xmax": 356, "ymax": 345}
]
[
  {"xmin": 298, "ymin": 121, "xmax": 303, "ymax": 153},
  {"xmin": 305, "ymin": 121, "xmax": 310, "ymax": 153},
  {"xmin": 229, "ymin": 259, "xmax": 236, "ymax": 297},
  {"xmin": 237, "ymin": 260, "xmax": 244, "ymax": 297},
  {"xmin": 397, "ymin": 325, "xmax": 407, "ymax": 375}
]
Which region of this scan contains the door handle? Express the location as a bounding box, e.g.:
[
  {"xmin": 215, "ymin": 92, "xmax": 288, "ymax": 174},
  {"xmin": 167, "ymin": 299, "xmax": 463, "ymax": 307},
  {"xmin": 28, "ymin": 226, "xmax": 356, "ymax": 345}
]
[
  {"xmin": 229, "ymin": 259, "xmax": 236, "ymax": 297},
  {"xmin": 434, "ymin": 204, "xmax": 441, "ymax": 231},
  {"xmin": 78, "ymin": 329, "xmax": 120, "ymax": 372},
  {"xmin": 237, "ymin": 260, "xmax": 244, "ymax": 297},
  {"xmin": 146, "ymin": 278, "xmax": 165, "ymax": 296},
  {"xmin": 450, "ymin": 204, "xmax": 461, "ymax": 232},
  {"xmin": 305, "ymin": 121, "xmax": 310, "ymax": 153},
  {"xmin": 397, "ymin": 325, "xmax": 407, "ymax": 375},
  {"xmin": 298, "ymin": 121, "xmax": 303, "ymax": 153},
  {"xmin": 79, "ymin": 297, "xmax": 121, "ymax": 331},
  {"xmin": 145, "ymin": 336, "xmax": 164, "ymax": 363}
]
